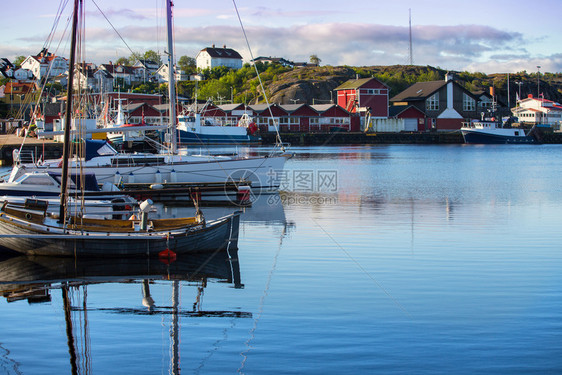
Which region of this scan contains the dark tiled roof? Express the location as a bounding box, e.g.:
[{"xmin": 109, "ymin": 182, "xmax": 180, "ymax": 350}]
[
  {"xmin": 389, "ymin": 105, "xmax": 410, "ymax": 117},
  {"xmin": 390, "ymin": 80, "xmax": 446, "ymax": 102},
  {"xmin": 202, "ymin": 47, "xmax": 242, "ymax": 60}
]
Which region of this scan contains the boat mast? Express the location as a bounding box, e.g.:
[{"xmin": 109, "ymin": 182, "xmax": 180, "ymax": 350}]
[
  {"xmin": 166, "ymin": 0, "xmax": 178, "ymax": 154},
  {"xmin": 59, "ymin": 0, "xmax": 81, "ymax": 223}
]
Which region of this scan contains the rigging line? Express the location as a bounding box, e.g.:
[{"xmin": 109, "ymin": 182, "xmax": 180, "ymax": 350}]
[
  {"xmin": 310, "ymin": 216, "xmax": 412, "ymax": 318},
  {"xmin": 43, "ymin": 0, "xmax": 70, "ymax": 50},
  {"xmin": 90, "ymin": 0, "xmax": 138, "ymax": 58},
  {"xmin": 17, "ymin": 0, "xmax": 72, "ymax": 154},
  {"xmin": 231, "ymin": 0, "xmax": 285, "ymax": 153}
]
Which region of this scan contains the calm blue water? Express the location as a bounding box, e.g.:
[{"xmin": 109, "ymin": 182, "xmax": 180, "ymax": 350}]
[{"xmin": 1, "ymin": 144, "xmax": 562, "ymax": 374}]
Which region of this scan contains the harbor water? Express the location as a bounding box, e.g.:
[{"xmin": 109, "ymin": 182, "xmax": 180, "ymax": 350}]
[{"xmin": 1, "ymin": 144, "xmax": 562, "ymax": 374}]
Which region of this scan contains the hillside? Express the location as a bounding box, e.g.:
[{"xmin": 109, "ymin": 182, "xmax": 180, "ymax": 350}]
[{"xmin": 234, "ymin": 65, "xmax": 562, "ymax": 107}]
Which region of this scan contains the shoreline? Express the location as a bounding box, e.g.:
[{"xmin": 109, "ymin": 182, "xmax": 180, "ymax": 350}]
[{"xmin": 2, "ymin": 131, "xmax": 562, "ymax": 166}]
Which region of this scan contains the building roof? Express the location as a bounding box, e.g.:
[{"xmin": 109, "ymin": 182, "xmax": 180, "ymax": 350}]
[
  {"xmin": 0, "ymin": 58, "xmax": 13, "ymax": 70},
  {"xmin": 100, "ymin": 64, "xmax": 136, "ymax": 75},
  {"xmin": 388, "ymin": 105, "xmax": 424, "ymax": 117},
  {"xmin": 390, "ymin": 80, "xmax": 447, "ymax": 102},
  {"xmin": 218, "ymin": 103, "xmax": 246, "ymax": 112},
  {"xmin": 135, "ymin": 60, "xmax": 160, "ymax": 70},
  {"xmin": 334, "ymin": 77, "xmax": 386, "ymax": 91},
  {"xmin": 200, "ymin": 46, "xmax": 242, "ymax": 60},
  {"xmin": 4, "ymin": 81, "xmax": 38, "ymax": 94}
]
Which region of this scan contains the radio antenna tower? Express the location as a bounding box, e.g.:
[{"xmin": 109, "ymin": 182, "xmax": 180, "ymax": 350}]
[{"xmin": 408, "ymin": 9, "xmax": 414, "ymax": 65}]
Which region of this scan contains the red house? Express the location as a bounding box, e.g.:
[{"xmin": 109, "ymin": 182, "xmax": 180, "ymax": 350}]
[
  {"xmin": 334, "ymin": 77, "xmax": 389, "ymax": 118},
  {"xmin": 389, "ymin": 105, "xmax": 426, "ymax": 132},
  {"xmin": 280, "ymin": 104, "xmax": 320, "ymax": 132}
]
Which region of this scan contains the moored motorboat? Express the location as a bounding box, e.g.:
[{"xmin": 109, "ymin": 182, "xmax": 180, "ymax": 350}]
[{"xmin": 461, "ymin": 119, "xmax": 537, "ymax": 144}]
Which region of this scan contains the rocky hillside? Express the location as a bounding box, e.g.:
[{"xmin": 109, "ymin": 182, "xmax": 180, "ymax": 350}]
[{"xmin": 249, "ymin": 65, "xmax": 562, "ymax": 107}]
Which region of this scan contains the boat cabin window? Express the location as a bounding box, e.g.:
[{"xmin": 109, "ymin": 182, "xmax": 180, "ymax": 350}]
[
  {"xmin": 179, "ymin": 116, "xmax": 195, "ymax": 123},
  {"xmin": 110, "ymin": 157, "xmax": 166, "ymax": 166},
  {"xmin": 515, "ymin": 131, "xmax": 519, "ymax": 136},
  {"xmin": 16, "ymin": 175, "xmax": 56, "ymax": 186}
]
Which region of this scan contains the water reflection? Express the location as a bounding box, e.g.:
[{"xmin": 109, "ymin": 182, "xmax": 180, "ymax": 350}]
[
  {"xmin": 0, "ymin": 250, "xmax": 247, "ymax": 375},
  {"xmin": 156, "ymin": 192, "xmax": 290, "ymax": 228}
]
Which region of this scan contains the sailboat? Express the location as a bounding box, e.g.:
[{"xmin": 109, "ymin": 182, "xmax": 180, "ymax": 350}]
[
  {"xmin": 0, "ymin": 0, "xmax": 241, "ymax": 257},
  {"xmin": 7, "ymin": 1, "xmax": 290, "ymax": 192}
]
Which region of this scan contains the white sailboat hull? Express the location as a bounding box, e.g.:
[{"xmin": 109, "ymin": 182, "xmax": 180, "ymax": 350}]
[{"xmin": 10, "ymin": 154, "xmax": 290, "ymax": 191}]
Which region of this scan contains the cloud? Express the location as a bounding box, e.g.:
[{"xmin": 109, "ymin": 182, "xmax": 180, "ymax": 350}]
[
  {"xmin": 35, "ymin": 20, "xmax": 550, "ymax": 74},
  {"xmin": 86, "ymin": 8, "xmax": 149, "ymax": 21},
  {"xmin": 466, "ymin": 54, "xmax": 562, "ymax": 74}
]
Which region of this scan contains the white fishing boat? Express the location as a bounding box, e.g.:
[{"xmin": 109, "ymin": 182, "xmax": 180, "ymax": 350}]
[
  {"xmin": 461, "ymin": 119, "xmax": 537, "ymax": 144},
  {"xmin": 176, "ymin": 104, "xmax": 261, "ymax": 145},
  {"xmin": 0, "ymin": 0, "xmax": 241, "ymax": 258}
]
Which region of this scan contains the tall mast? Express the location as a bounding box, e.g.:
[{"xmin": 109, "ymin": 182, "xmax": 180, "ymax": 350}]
[
  {"xmin": 166, "ymin": 0, "xmax": 177, "ymax": 153},
  {"xmin": 408, "ymin": 9, "xmax": 413, "ymax": 66},
  {"xmin": 59, "ymin": 0, "xmax": 81, "ymax": 223}
]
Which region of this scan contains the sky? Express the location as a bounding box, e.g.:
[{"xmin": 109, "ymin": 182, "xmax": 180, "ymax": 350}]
[{"xmin": 1, "ymin": 0, "xmax": 561, "ymax": 74}]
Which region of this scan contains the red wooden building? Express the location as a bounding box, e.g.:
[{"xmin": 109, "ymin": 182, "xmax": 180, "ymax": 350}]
[
  {"xmin": 389, "ymin": 105, "xmax": 426, "ymax": 131},
  {"xmin": 334, "ymin": 77, "xmax": 389, "ymax": 118}
]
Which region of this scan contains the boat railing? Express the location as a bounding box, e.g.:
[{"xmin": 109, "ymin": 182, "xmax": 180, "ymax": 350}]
[{"xmin": 13, "ymin": 149, "xmax": 39, "ymax": 166}]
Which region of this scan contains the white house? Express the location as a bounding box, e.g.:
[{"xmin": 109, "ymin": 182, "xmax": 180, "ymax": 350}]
[
  {"xmin": 93, "ymin": 69, "xmax": 114, "ymax": 93},
  {"xmin": 99, "ymin": 64, "xmax": 136, "ymax": 86},
  {"xmin": 512, "ymin": 95, "xmax": 562, "ymax": 128},
  {"xmin": 196, "ymin": 45, "xmax": 243, "ymax": 71},
  {"xmin": 20, "ymin": 49, "xmax": 68, "ymax": 81},
  {"xmin": 155, "ymin": 64, "xmax": 188, "ymax": 83},
  {"xmin": 134, "ymin": 60, "xmax": 160, "ymax": 82}
]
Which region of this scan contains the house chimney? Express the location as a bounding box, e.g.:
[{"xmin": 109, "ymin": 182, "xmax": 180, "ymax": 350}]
[
  {"xmin": 223, "ymin": 44, "xmax": 226, "ymax": 49},
  {"xmin": 437, "ymin": 72, "xmax": 463, "ymax": 120},
  {"xmin": 212, "ymin": 44, "xmax": 215, "ymax": 48}
]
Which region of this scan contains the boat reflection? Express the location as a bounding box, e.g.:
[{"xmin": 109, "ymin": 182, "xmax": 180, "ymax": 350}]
[
  {"xmin": 157, "ymin": 192, "xmax": 289, "ymax": 227},
  {"xmin": 0, "ymin": 250, "xmax": 248, "ymax": 375}
]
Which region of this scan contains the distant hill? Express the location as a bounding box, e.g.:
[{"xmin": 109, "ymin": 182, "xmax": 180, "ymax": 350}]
[{"xmin": 241, "ymin": 65, "xmax": 562, "ymax": 107}]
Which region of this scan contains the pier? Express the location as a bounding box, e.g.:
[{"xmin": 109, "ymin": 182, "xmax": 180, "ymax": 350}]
[{"xmin": 0, "ymin": 135, "xmax": 63, "ymax": 166}]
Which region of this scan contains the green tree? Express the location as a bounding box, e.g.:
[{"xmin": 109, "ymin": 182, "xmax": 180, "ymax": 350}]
[
  {"xmin": 14, "ymin": 55, "xmax": 26, "ymax": 67},
  {"xmin": 128, "ymin": 52, "xmax": 142, "ymax": 65},
  {"xmin": 143, "ymin": 50, "xmax": 162, "ymax": 65},
  {"xmin": 309, "ymin": 54, "xmax": 321, "ymax": 66},
  {"xmin": 178, "ymin": 56, "xmax": 196, "ymax": 75},
  {"xmin": 198, "ymin": 80, "xmax": 230, "ymax": 101},
  {"xmin": 115, "ymin": 57, "xmax": 129, "ymax": 66}
]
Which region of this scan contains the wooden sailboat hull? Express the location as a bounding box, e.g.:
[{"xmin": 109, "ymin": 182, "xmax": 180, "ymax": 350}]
[{"xmin": 0, "ymin": 212, "xmax": 240, "ymax": 257}]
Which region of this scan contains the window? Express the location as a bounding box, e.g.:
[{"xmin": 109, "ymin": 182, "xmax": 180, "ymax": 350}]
[
  {"xmin": 426, "ymin": 93, "xmax": 439, "ymax": 111},
  {"xmin": 280, "ymin": 117, "xmax": 299, "ymax": 126},
  {"xmin": 463, "ymin": 93, "xmax": 475, "ymax": 112}
]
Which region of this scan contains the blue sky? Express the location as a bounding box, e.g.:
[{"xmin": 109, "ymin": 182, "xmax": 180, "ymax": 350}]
[{"xmin": 1, "ymin": 0, "xmax": 561, "ymax": 74}]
